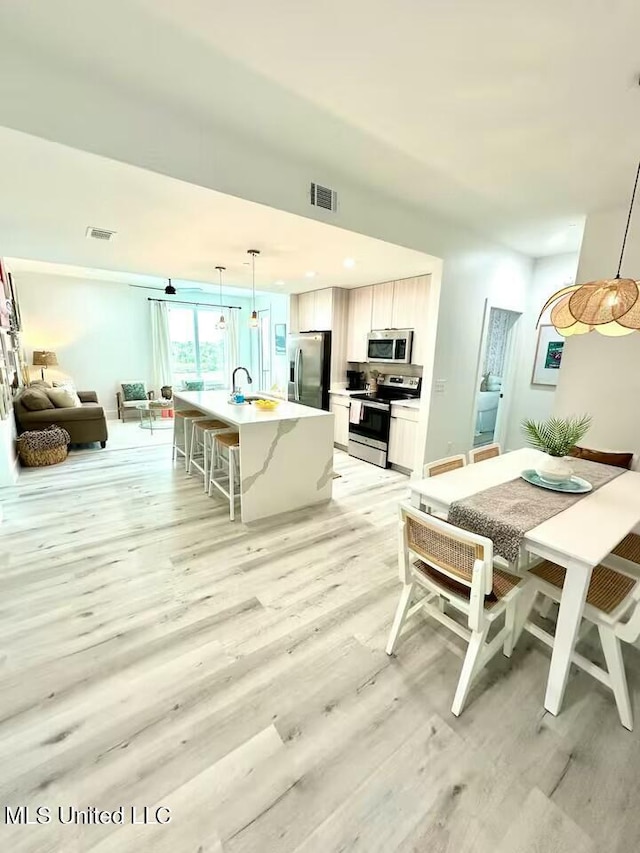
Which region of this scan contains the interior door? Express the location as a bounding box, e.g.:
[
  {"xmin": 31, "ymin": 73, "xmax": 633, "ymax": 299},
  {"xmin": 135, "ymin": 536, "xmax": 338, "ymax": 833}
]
[
  {"xmin": 470, "ymin": 303, "xmax": 521, "ymax": 449},
  {"xmin": 257, "ymin": 308, "xmax": 271, "ymax": 390}
]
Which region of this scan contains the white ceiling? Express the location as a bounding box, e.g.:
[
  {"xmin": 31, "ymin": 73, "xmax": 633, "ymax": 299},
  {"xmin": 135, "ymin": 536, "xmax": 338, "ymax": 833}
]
[
  {"xmin": 2, "ymin": 0, "xmax": 639, "ymax": 256},
  {"xmin": 0, "ymin": 127, "xmax": 436, "ymax": 294}
]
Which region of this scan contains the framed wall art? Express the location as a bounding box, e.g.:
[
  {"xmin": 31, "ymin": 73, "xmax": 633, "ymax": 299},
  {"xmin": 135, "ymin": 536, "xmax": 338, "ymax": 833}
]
[{"xmin": 532, "ymin": 324, "xmax": 565, "ymax": 386}]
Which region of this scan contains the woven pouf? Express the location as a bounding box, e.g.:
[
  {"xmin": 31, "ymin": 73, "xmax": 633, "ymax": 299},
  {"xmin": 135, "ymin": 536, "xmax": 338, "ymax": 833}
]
[{"xmin": 18, "ymin": 426, "xmax": 71, "ymax": 467}]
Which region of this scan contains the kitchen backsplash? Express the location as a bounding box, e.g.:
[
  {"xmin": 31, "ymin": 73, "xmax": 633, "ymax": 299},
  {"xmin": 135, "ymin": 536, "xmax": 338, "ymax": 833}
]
[{"xmin": 347, "ymin": 362, "xmax": 423, "ymax": 379}]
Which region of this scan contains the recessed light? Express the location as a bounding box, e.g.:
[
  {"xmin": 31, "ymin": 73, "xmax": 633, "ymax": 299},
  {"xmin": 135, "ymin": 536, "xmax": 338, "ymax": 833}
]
[
  {"xmin": 273, "ymin": 280, "xmax": 285, "ymax": 287},
  {"xmin": 343, "ymin": 257, "xmax": 356, "ymax": 268},
  {"xmin": 304, "ymin": 271, "xmax": 316, "ymax": 278}
]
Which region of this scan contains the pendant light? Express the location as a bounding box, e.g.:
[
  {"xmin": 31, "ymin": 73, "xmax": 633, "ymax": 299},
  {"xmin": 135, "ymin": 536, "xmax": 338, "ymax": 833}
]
[
  {"xmin": 248, "ymin": 249, "xmax": 260, "ymax": 328},
  {"xmin": 215, "ymin": 266, "xmax": 226, "ymax": 330},
  {"xmin": 539, "ymin": 158, "xmax": 640, "ymax": 337},
  {"xmin": 164, "ymin": 278, "xmax": 176, "ymax": 295}
]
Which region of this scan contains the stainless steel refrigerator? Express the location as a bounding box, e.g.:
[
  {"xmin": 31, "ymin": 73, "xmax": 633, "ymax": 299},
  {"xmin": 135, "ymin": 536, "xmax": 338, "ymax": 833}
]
[{"xmin": 287, "ymin": 331, "xmax": 332, "ymax": 410}]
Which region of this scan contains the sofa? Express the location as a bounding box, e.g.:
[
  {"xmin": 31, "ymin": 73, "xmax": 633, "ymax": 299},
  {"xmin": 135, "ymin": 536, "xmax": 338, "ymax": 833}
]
[{"xmin": 14, "ymin": 387, "xmax": 108, "ymax": 447}]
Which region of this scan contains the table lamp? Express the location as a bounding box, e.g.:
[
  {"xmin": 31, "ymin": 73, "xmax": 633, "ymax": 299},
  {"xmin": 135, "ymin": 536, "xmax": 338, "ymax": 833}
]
[{"xmin": 32, "ymin": 350, "xmax": 58, "ymax": 381}]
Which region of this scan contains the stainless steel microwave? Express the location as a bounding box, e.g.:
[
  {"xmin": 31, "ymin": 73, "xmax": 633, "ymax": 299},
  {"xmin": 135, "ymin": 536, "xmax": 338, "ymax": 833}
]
[{"xmin": 366, "ymin": 329, "xmax": 413, "ymax": 364}]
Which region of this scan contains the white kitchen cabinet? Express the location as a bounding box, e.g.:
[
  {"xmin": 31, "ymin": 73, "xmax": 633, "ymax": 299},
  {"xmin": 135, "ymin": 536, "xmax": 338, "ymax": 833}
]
[
  {"xmin": 388, "ymin": 406, "xmax": 419, "ymax": 470},
  {"xmin": 314, "ymin": 288, "xmax": 333, "ymax": 330},
  {"xmin": 371, "ymin": 280, "xmax": 395, "ymax": 329},
  {"xmin": 330, "ymin": 396, "xmax": 350, "ymax": 447},
  {"xmin": 296, "ymin": 288, "xmax": 333, "ymax": 332},
  {"xmin": 346, "ymin": 285, "xmax": 373, "ymax": 362},
  {"xmin": 297, "ymin": 291, "xmax": 316, "ymax": 332},
  {"xmin": 392, "ymin": 276, "xmax": 430, "ymax": 364}
]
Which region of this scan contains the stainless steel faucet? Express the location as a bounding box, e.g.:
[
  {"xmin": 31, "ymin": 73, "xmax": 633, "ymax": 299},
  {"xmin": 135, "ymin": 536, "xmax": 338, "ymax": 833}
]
[{"xmin": 232, "ymin": 366, "xmax": 253, "ymax": 394}]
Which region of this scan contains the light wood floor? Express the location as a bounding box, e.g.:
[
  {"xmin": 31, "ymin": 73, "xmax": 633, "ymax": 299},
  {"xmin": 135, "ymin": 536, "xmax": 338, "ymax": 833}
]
[{"xmin": 2, "ymin": 445, "xmax": 640, "ymax": 852}]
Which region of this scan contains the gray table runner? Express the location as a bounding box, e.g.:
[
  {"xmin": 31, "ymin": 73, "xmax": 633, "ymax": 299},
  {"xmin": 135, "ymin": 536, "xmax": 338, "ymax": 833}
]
[{"xmin": 448, "ymin": 459, "xmax": 624, "ymax": 563}]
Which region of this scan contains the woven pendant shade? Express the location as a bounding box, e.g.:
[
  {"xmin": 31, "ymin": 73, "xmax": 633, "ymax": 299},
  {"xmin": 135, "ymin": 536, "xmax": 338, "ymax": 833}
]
[
  {"xmin": 596, "ymin": 320, "xmax": 635, "ymax": 337},
  {"xmin": 539, "ymin": 158, "xmax": 640, "ymax": 338},
  {"xmin": 557, "ymin": 320, "xmax": 592, "ymax": 337},
  {"xmin": 549, "ymin": 295, "xmax": 591, "ymax": 336},
  {"xmin": 550, "ymin": 295, "xmax": 577, "ymax": 329},
  {"xmin": 615, "ymin": 289, "xmax": 640, "ymax": 329},
  {"xmin": 567, "ymin": 279, "xmax": 638, "ymax": 325}
]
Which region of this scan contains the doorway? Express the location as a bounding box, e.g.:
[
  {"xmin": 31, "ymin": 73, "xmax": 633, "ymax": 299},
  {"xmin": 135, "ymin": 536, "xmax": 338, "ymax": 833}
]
[
  {"xmin": 470, "ymin": 303, "xmax": 521, "ymax": 449},
  {"xmin": 257, "ymin": 308, "xmax": 271, "ymax": 390}
]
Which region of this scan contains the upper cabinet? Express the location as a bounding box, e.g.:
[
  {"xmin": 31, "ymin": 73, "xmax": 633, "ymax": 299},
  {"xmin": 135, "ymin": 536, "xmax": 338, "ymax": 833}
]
[
  {"xmin": 345, "ymin": 275, "xmax": 430, "ymax": 365},
  {"xmin": 393, "ymin": 276, "xmax": 430, "ymax": 364},
  {"xmin": 293, "ymin": 275, "xmax": 431, "ymax": 368},
  {"xmin": 370, "ymin": 281, "xmax": 394, "ymax": 329},
  {"xmin": 314, "ymin": 288, "xmax": 333, "ymax": 330},
  {"xmin": 346, "ymin": 285, "xmax": 373, "ymax": 362},
  {"xmin": 294, "ymin": 288, "xmax": 333, "ymax": 332},
  {"xmin": 392, "ymin": 277, "xmax": 425, "ymax": 329}
]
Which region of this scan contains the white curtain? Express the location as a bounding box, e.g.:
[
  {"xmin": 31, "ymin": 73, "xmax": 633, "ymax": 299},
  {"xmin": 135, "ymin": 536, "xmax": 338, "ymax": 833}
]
[
  {"xmin": 225, "ymin": 308, "xmax": 240, "ymax": 389},
  {"xmin": 150, "ymin": 300, "xmax": 173, "ymax": 391}
]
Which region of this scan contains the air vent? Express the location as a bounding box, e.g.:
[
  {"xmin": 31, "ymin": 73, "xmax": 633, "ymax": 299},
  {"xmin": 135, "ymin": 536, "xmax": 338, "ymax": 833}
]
[
  {"xmin": 310, "ymin": 182, "xmax": 337, "ymax": 212},
  {"xmin": 86, "ymin": 226, "xmax": 116, "ymax": 241}
]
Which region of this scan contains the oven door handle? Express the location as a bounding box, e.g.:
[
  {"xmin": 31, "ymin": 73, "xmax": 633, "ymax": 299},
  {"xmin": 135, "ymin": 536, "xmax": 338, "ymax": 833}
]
[{"xmin": 360, "ymin": 401, "xmax": 390, "ymax": 412}]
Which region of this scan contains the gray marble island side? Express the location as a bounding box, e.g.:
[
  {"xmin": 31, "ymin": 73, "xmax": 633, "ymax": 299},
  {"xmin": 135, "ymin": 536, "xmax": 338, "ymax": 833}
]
[{"xmin": 174, "ymin": 391, "xmax": 334, "ymax": 522}]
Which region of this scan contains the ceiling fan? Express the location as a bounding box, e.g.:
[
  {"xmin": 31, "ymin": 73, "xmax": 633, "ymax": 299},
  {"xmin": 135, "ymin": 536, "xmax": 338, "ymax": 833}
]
[{"xmin": 128, "ymin": 277, "xmax": 206, "ymax": 295}]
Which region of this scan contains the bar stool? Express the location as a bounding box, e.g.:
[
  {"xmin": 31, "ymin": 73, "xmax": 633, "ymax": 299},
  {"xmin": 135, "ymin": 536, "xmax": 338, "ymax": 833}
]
[
  {"xmin": 172, "ymin": 410, "xmax": 208, "ymax": 471},
  {"xmin": 187, "ymin": 419, "xmax": 231, "ymax": 491},
  {"xmin": 209, "ymin": 432, "xmax": 241, "ymax": 520}
]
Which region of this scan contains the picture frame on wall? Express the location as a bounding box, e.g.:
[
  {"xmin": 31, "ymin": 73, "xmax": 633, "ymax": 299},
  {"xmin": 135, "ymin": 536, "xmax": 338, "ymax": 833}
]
[
  {"xmin": 0, "ymin": 259, "xmax": 13, "ymax": 329},
  {"xmin": 532, "ymin": 324, "xmax": 565, "ymax": 386},
  {"xmin": 274, "ymin": 323, "xmax": 287, "ymax": 355}
]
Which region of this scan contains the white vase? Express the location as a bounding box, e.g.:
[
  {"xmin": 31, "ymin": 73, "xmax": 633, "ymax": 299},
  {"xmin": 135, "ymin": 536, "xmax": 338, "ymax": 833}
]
[{"xmin": 536, "ymin": 453, "xmax": 573, "ymax": 484}]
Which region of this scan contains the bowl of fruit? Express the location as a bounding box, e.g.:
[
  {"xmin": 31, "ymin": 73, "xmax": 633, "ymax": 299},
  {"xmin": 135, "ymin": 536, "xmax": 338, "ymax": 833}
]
[{"xmin": 251, "ymin": 398, "xmax": 280, "ymax": 411}]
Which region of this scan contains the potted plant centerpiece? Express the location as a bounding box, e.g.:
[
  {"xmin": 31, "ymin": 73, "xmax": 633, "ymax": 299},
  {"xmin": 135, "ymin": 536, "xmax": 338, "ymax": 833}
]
[{"xmin": 522, "ymin": 414, "xmax": 592, "ymax": 484}]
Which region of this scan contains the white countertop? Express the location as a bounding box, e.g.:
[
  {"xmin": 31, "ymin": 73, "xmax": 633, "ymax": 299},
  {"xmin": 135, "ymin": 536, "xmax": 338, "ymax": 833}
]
[
  {"xmin": 330, "ymin": 390, "xmax": 421, "ymax": 412},
  {"xmin": 175, "ymin": 390, "xmax": 331, "ymax": 426},
  {"xmin": 391, "ymin": 399, "xmax": 421, "ymax": 411}
]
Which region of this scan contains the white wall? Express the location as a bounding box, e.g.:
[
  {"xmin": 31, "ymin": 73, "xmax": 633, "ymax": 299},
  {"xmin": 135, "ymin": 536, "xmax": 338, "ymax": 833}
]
[
  {"xmin": 505, "ymin": 252, "xmax": 579, "ymax": 450},
  {"xmin": 554, "ymin": 206, "xmax": 640, "ymax": 460},
  {"xmin": 17, "ymin": 272, "xmax": 153, "ymax": 417},
  {"xmin": 0, "ymin": 54, "xmax": 536, "ymax": 461}
]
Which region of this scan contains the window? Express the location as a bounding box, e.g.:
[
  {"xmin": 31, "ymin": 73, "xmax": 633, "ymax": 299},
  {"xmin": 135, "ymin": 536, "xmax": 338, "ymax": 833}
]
[{"xmin": 168, "ymin": 306, "xmax": 227, "ymax": 389}]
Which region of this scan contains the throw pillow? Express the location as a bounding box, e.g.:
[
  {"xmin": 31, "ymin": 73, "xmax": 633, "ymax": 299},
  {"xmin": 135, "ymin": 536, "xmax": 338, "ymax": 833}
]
[
  {"xmin": 569, "ymin": 445, "xmax": 634, "ymax": 470},
  {"xmin": 54, "ymin": 384, "xmax": 82, "ymax": 407},
  {"xmin": 21, "ymin": 388, "xmax": 55, "ymax": 411},
  {"xmin": 121, "ymin": 382, "xmax": 147, "ymax": 402},
  {"xmin": 29, "ymin": 380, "xmax": 52, "ymax": 389},
  {"xmin": 184, "ymin": 380, "xmax": 204, "ymax": 391},
  {"xmin": 46, "ymin": 387, "xmax": 82, "ymax": 409}
]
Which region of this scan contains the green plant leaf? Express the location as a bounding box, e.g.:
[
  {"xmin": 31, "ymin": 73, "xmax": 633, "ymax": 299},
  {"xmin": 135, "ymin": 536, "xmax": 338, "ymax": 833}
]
[{"xmin": 522, "ymin": 414, "xmax": 592, "ymax": 457}]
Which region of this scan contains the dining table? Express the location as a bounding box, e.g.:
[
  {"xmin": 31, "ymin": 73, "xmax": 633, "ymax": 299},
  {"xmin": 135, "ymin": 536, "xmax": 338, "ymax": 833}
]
[{"xmin": 409, "ymin": 448, "xmax": 640, "ymax": 717}]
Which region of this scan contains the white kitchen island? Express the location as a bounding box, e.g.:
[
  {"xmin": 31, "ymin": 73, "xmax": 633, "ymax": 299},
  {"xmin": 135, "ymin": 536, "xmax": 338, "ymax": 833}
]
[{"xmin": 174, "ymin": 391, "xmax": 335, "ymax": 523}]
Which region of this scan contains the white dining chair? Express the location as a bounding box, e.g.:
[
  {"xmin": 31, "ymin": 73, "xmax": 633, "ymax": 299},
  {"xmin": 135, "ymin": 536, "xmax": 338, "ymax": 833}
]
[
  {"xmin": 421, "ymin": 455, "xmax": 467, "ymax": 518},
  {"xmin": 518, "ymin": 556, "xmax": 640, "ymax": 730},
  {"xmin": 468, "ymin": 443, "xmax": 501, "ymax": 464},
  {"xmin": 423, "ymin": 454, "xmax": 467, "ymax": 478},
  {"xmin": 386, "ymin": 502, "xmax": 527, "ymax": 716}
]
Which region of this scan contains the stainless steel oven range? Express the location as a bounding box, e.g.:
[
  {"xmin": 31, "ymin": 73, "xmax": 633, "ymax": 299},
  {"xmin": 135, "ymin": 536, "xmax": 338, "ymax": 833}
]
[{"xmin": 348, "ymin": 375, "xmax": 420, "ymax": 468}]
